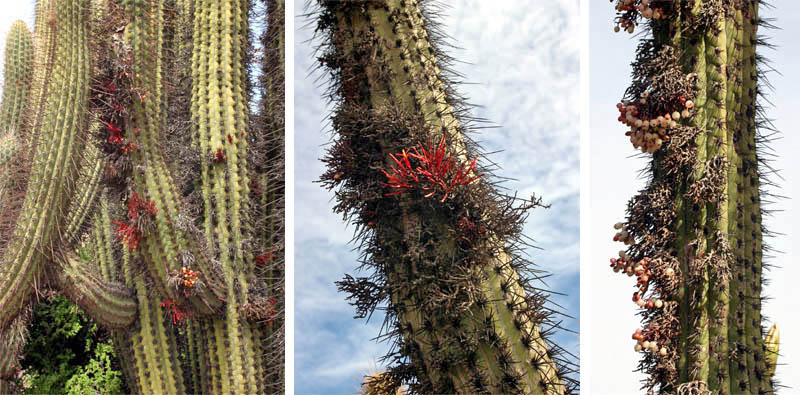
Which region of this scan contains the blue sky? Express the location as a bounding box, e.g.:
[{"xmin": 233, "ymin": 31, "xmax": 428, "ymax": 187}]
[
  {"xmin": 589, "ymin": 2, "xmax": 800, "ymax": 393},
  {"xmin": 294, "ymin": 0, "xmax": 579, "ymax": 393}
]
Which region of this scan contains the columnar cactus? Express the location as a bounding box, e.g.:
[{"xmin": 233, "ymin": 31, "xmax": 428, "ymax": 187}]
[
  {"xmin": 316, "ymin": 1, "xmax": 576, "ymax": 393},
  {"xmin": 607, "ymin": 1, "xmax": 779, "ymax": 393},
  {"xmin": 0, "ymin": 0, "xmax": 285, "ymax": 392},
  {"xmin": 0, "ymin": 21, "xmax": 32, "ymax": 134}
]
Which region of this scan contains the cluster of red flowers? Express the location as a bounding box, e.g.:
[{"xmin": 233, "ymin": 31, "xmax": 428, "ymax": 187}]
[
  {"xmin": 255, "ymin": 247, "xmax": 276, "ymax": 267},
  {"xmin": 112, "ymin": 193, "xmax": 157, "ymax": 250},
  {"xmin": 111, "ymin": 220, "xmax": 141, "ymax": 250},
  {"xmin": 160, "ymin": 299, "xmax": 191, "ymax": 325},
  {"xmin": 126, "ymin": 192, "xmax": 157, "ymax": 220},
  {"xmin": 382, "ymin": 135, "xmax": 481, "ymax": 202},
  {"xmin": 102, "ymin": 77, "xmax": 138, "ymax": 155}
]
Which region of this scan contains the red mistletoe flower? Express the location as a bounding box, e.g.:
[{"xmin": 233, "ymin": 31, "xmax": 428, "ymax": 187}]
[
  {"xmin": 160, "ymin": 299, "xmax": 190, "ymax": 324},
  {"xmin": 120, "ymin": 142, "xmax": 138, "ymax": 154},
  {"xmin": 212, "ymin": 148, "xmax": 226, "ymax": 164},
  {"xmin": 255, "ymin": 247, "xmax": 277, "ymax": 266},
  {"xmin": 111, "ymin": 220, "xmax": 141, "ymax": 250},
  {"xmin": 382, "ymin": 135, "xmax": 481, "ymax": 202},
  {"xmin": 111, "ymin": 193, "xmax": 157, "ymax": 250},
  {"xmin": 127, "ymin": 192, "xmax": 157, "ymax": 220}
]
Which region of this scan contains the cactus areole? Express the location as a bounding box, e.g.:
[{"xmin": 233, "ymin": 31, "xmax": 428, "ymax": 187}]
[
  {"xmin": 608, "ymin": 1, "xmax": 780, "ymax": 393},
  {"xmin": 316, "ymin": 1, "xmax": 577, "ymax": 394}
]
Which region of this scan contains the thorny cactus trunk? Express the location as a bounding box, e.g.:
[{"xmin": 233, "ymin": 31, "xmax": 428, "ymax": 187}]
[
  {"xmin": 0, "ymin": 21, "xmax": 32, "ymax": 211},
  {"xmin": 316, "ymin": 1, "xmax": 576, "ymax": 394},
  {"xmin": 0, "ymin": 0, "xmax": 285, "ymax": 393},
  {"xmin": 608, "ymin": 1, "xmax": 779, "ymax": 393}
]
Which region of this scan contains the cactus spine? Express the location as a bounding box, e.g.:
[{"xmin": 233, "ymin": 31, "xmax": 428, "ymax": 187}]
[
  {"xmin": 0, "ymin": 0, "xmax": 285, "ymax": 393},
  {"xmin": 608, "ymin": 1, "xmax": 779, "ymax": 393},
  {"xmin": 317, "ymin": 1, "xmax": 574, "ymax": 393}
]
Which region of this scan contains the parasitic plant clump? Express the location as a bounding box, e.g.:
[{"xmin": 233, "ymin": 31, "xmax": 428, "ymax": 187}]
[{"xmin": 607, "ymin": 1, "xmax": 781, "ymax": 393}]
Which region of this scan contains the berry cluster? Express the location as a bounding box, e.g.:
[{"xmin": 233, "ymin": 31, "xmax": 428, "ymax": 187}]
[
  {"xmin": 616, "ymin": 94, "xmax": 694, "ymax": 154},
  {"xmin": 611, "ymin": 221, "xmax": 634, "ymax": 245},
  {"xmin": 609, "ymin": 221, "xmax": 678, "ymax": 357},
  {"xmin": 382, "ymin": 134, "xmax": 481, "ymax": 202},
  {"xmin": 632, "ymin": 327, "xmax": 668, "ymax": 356},
  {"xmin": 178, "ymin": 266, "xmax": 200, "ymax": 289},
  {"xmin": 612, "ymin": 0, "xmax": 669, "ymax": 34},
  {"xmin": 608, "ymin": 255, "xmax": 668, "ymax": 309}
]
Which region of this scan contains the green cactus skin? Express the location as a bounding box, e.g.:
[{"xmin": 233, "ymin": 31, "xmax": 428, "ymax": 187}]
[
  {"xmin": 0, "ymin": 131, "xmax": 18, "ymax": 203},
  {"xmin": 0, "ymin": 0, "xmax": 91, "ymax": 330},
  {"xmin": 609, "ymin": 1, "xmax": 778, "ymax": 393},
  {"xmin": 57, "ymin": 248, "xmax": 138, "ymax": 329},
  {"xmin": 0, "ymin": 21, "xmax": 33, "ymax": 134},
  {"xmin": 316, "ymin": 1, "xmax": 573, "ymax": 393}
]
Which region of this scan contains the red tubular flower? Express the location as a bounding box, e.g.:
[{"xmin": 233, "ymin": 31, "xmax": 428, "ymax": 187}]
[
  {"xmin": 112, "ymin": 220, "xmax": 141, "ymax": 250},
  {"xmin": 104, "ymin": 121, "xmax": 122, "ymax": 133},
  {"xmin": 108, "ymin": 130, "xmax": 124, "ymax": 145},
  {"xmin": 213, "ymin": 148, "xmax": 226, "ymax": 164},
  {"xmin": 381, "ymin": 149, "xmax": 419, "ymax": 196},
  {"xmin": 382, "ymin": 135, "xmax": 482, "ymax": 202},
  {"xmin": 255, "ymin": 247, "xmax": 277, "ymax": 266},
  {"xmin": 160, "ymin": 299, "xmax": 190, "ymax": 324},
  {"xmin": 112, "ymin": 193, "xmax": 157, "ymax": 250},
  {"xmin": 120, "ymin": 142, "xmax": 138, "ymax": 154},
  {"xmin": 126, "ymin": 192, "xmax": 157, "ymax": 220}
]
